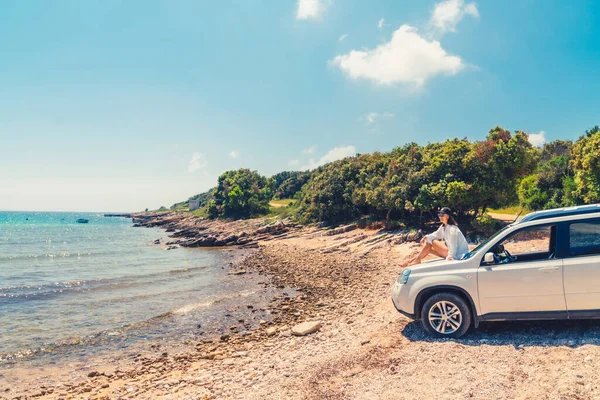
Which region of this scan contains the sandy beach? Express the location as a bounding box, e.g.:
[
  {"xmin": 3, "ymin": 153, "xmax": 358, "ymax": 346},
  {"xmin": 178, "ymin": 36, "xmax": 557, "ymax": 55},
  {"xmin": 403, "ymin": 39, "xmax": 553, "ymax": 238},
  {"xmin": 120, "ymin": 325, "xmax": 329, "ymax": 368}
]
[{"xmin": 3, "ymin": 214, "xmax": 600, "ymax": 399}]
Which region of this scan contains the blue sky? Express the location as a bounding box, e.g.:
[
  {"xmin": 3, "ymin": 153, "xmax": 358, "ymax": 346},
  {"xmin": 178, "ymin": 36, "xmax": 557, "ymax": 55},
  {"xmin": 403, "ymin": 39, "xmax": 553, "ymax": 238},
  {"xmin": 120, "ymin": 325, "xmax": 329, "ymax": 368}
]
[{"xmin": 1, "ymin": 0, "xmax": 598, "ymax": 212}]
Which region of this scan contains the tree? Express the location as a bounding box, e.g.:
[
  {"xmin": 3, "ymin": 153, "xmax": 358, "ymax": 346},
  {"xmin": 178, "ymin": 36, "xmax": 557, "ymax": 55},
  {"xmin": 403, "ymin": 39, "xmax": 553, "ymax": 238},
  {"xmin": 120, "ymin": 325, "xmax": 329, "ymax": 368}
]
[
  {"xmin": 271, "ymin": 171, "xmax": 311, "ymax": 199},
  {"xmin": 571, "ymin": 129, "xmax": 600, "ymax": 203},
  {"xmin": 540, "ymin": 139, "xmax": 572, "ymax": 163},
  {"xmin": 211, "ymin": 169, "xmax": 274, "ymax": 219},
  {"xmin": 466, "ymin": 127, "xmax": 536, "ymax": 213},
  {"xmin": 584, "ymin": 125, "xmax": 600, "ymax": 138},
  {"xmin": 514, "ymin": 139, "xmax": 576, "ymax": 210},
  {"xmin": 410, "ymin": 139, "xmax": 474, "ymax": 215},
  {"xmin": 518, "ymin": 174, "xmax": 549, "ymax": 210},
  {"xmin": 296, "ymin": 158, "xmax": 361, "ymax": 223}
]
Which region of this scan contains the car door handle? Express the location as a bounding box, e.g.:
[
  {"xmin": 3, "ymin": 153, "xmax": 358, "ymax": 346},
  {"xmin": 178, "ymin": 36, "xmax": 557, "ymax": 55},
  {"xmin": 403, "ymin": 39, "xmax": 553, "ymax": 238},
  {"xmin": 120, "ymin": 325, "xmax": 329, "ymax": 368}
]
[{"xmin": 538, "ymin": 266, "xmax": 560, "ymax": 272}]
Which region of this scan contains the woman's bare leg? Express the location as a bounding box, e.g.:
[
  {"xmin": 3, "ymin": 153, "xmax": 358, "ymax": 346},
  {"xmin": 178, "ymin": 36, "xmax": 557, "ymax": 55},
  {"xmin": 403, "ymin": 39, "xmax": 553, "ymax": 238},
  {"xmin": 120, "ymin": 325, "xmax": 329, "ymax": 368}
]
[
  {"xmin": 403, "ymin": 240, "xmax": 448, "ymax": 266},
  {"xmin": 402, "ymin": 241, "xmax": 433, "ymax": 266},
  {"xmin": 400, "ymin": 246, "xmax": 424, "ymax": 267},
  {"xmin": 430, "ymin": 241, "xmax": 448, "ymax": 258}
]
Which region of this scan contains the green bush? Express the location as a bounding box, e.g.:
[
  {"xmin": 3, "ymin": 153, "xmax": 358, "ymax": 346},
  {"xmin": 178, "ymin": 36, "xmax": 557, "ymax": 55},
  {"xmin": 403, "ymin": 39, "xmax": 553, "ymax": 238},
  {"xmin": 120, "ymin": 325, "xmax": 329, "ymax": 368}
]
[
  {"xmin": 296, "ymin": 158, "xmax": 361, "ymax": 223},
  {"xmin": 210, "ymin": 169, "xmax": 273, "ymax": 219},
  {"xmin": 518, "ymin": 175, "xmax": 549, "ymax": 210},
  {"xmin": 572, "ymin": 129, "xmax": 600, "ymax": 203},
  {"xmin": 271, "ymin": 171, "xmax": 311, "ymax": 199},
  {"xmin": 471, "ymin": 213, "xmax": 501, "ymax": 235}
]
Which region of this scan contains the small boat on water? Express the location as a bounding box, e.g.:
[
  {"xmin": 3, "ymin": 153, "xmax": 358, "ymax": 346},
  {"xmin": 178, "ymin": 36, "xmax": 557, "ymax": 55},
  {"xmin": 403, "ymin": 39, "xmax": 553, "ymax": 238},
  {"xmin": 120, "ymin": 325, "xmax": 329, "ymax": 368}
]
[{"xmin": 76, "ymin": 218, "xmax": 89, "ymax": 224}]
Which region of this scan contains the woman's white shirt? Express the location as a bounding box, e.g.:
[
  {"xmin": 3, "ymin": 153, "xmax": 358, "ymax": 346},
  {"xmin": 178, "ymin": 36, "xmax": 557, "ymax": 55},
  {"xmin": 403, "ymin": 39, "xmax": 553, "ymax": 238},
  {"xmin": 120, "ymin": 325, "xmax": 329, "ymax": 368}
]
[{"xmin": 425, "ymin": 224, "xmax": 469, "ymax": 260}]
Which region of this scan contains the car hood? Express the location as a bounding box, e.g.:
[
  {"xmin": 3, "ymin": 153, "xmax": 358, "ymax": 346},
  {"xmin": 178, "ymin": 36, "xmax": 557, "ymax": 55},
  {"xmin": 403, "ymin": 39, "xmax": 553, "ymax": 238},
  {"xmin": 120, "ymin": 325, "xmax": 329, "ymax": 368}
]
[{"xmin": 409, "ymin": 258, "xmax": 467, "ymax": 274}]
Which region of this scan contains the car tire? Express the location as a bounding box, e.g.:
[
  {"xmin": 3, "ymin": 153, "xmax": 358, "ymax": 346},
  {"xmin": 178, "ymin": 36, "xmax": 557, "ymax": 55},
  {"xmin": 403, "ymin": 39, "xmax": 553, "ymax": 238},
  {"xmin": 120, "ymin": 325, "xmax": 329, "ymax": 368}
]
[{"xmin": 421, "ymin": 292, "xmax": 471, "ymax": 338}]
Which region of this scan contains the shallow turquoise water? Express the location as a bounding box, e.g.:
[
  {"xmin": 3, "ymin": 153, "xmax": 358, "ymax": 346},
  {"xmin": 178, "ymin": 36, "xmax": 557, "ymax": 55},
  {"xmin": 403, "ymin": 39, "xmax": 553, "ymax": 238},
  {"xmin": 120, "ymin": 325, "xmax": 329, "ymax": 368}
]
[{"xmin": 0, "ymin": 212, "xmax": 272, "ymax": 365}]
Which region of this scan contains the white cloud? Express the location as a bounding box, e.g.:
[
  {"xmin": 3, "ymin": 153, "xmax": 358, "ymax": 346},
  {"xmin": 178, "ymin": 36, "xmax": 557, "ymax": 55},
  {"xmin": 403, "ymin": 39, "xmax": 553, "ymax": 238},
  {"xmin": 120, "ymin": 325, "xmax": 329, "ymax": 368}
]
[
  {"xmin": 430, "ymin": 0, "xmax": 479, "ymax": 33},
  {"xmin": 289, "ymin": 159, "xmax": 300, "ymax": 167},
  {"xmin": 367, "ymin": 112, "xmax": 378, "ymax": 124},
  {"xmin": 188, "ymin": 153, "xmax": 207, "ymax": 172},
  {"xmin": 339, "ymin": 34, "xmax": 349, "ymax": 41},
  {"xmin": 378, "ymin": 18, "xmax": 385, "ymax": 29},
  {"xmin": 365, "ymin": 112, "xmax": 395, "ymax": 125},
  {"xmin": 528, "ymin": 131, "xmax": 546, "ymax": 147},
  {"xmin": 331, "ymin": 25, "xmax": 464, "ymax": 87},
  {"xmin": 296, "ymin": 0, "xmax": 324, "ymax": 20},
  {"xmin": 464, "ymin": 3, "xmax": 479, "ymax": 18},
  {"xmin": 229, "ymin": 150, "xmax": 240, "ymax": 159},
  {"xmin": 301, "ymin": 145, "xmax": 356, "ymax": 170},
  {"xmin": 303, "ymin": 145, "xmax": 317, "ymax": 154}
]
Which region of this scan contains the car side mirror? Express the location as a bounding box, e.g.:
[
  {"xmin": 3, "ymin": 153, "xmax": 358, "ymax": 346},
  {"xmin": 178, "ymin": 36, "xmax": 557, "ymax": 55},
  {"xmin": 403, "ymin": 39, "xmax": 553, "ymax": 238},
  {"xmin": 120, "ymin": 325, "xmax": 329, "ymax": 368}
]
[{"xmin": 484, "ymin": 252, "xmax": 495, "ymax": 264}]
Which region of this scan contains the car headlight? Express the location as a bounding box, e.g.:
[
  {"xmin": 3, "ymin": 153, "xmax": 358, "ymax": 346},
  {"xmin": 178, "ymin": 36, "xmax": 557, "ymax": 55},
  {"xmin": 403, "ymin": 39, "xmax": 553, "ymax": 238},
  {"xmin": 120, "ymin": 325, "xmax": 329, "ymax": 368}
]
[{"xmin": 398, "ymin": 268, "xmax": 411, "ymax": 284}]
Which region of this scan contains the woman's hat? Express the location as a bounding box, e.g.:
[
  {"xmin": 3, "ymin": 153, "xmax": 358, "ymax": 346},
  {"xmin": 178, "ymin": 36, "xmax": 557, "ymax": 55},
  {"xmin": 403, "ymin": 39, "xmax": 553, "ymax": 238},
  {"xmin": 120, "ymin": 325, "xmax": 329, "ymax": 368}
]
[{"xmin": 438, "ymin": 207, "xmax": 452, "ymax": 216}]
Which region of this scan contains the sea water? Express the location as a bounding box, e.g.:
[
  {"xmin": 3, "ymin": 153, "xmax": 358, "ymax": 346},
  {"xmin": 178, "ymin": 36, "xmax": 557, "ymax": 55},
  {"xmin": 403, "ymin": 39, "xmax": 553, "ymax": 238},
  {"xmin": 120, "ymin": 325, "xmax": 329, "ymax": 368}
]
[{"xmin": 0, "ymin": 211, "xmax": 275, "ymax": 365}]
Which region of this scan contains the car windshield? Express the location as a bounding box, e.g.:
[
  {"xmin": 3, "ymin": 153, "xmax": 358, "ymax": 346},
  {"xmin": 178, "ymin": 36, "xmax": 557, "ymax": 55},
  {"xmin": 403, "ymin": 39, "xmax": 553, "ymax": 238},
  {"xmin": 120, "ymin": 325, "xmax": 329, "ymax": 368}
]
[{"xmin": 461, "ymin": 224, "xmax": 514, "ymax": 260}]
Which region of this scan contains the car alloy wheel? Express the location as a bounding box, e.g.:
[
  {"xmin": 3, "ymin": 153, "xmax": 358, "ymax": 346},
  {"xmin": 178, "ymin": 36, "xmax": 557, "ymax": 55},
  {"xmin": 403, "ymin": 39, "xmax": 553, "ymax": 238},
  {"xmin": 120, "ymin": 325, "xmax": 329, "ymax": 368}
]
[
  {"xmin": 421, "ymin": 292, "xmax": 471, "ymax": 338},
  {"xmin": 428, "ymin": 300, "xmax": 463, "ymax": 335}
]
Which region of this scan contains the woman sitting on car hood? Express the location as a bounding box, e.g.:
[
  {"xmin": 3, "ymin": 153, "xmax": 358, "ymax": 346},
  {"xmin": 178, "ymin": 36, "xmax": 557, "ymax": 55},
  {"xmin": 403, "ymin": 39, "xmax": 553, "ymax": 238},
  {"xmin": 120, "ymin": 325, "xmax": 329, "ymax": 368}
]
[{"xmin": 402, "ymin": 207, "xmax": 469, "ymax": 267}]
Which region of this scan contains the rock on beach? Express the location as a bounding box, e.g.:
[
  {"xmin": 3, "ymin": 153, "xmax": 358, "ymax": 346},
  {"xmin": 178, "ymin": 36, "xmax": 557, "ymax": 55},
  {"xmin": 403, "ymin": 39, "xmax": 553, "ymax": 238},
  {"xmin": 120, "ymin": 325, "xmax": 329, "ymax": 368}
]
[
  {"xmin": 265, "ymin": 327, "xmax": 278, "ymax": 336},
  {"xmin": 291, "ymin": 321, "xmax": 322, "ymax": 336}
]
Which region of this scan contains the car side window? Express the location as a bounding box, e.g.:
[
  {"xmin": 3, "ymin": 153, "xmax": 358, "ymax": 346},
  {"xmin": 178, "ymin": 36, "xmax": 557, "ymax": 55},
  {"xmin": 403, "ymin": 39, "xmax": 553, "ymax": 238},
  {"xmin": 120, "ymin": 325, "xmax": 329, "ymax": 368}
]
[
  {"xmin": 494, "ymin": 225, "xmax": 555, "ymax": 262},
  {"xmin": 569, "ymin": 220, "xmax": 600, "ymax": 257}
]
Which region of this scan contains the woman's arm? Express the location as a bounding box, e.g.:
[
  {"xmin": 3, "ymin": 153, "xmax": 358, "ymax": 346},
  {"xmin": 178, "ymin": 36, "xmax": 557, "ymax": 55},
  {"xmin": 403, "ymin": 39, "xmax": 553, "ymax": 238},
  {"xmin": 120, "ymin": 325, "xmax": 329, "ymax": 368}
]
[{"xmin": 425, "ymin": 224, "xmax": 444, "ymax": 244}]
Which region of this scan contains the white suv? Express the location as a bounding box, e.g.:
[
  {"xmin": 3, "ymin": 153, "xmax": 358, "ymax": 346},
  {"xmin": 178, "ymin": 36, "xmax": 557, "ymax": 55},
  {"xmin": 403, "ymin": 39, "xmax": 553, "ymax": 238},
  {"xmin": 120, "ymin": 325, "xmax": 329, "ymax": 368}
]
[{"xmin": 392, "ymin": 204, "xmax": 600, "ymax": 338}]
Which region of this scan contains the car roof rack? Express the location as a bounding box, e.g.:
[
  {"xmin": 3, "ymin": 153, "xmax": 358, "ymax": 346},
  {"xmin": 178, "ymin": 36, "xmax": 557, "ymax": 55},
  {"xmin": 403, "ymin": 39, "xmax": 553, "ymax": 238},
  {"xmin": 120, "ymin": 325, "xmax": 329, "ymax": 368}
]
[{"xmin": 519, "ymin": 204, "xmax": 600, "ymax": 223}]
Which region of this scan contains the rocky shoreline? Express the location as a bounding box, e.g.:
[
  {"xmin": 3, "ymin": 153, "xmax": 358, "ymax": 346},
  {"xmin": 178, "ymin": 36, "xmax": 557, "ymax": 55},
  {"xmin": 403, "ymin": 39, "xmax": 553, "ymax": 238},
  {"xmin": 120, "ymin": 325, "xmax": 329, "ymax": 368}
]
[
  {"xmin": 131, "ymin": 212, "xmax": 303, "ymax": 249},
  {"xmin": 4, "ymin": 213, "xmax": 600, "ymax": 399}
]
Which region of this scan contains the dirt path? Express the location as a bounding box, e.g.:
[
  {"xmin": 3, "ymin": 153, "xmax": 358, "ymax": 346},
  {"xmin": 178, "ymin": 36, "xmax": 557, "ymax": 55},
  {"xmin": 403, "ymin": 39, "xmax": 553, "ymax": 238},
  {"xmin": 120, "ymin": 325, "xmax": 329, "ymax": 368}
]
[{"xmin": 488, "ymin": 212, "xmax": 520, "ymax": 222}]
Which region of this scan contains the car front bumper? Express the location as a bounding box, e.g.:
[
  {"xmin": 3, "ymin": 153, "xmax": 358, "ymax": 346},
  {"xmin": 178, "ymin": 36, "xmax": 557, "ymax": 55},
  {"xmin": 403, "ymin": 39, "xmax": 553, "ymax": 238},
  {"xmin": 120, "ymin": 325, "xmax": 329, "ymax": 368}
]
[{"xmin": 391, "ymin": 281, "xmax": 416, "ymax": 320}]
